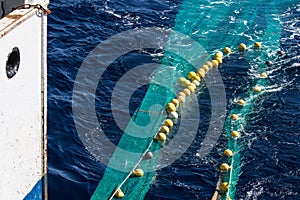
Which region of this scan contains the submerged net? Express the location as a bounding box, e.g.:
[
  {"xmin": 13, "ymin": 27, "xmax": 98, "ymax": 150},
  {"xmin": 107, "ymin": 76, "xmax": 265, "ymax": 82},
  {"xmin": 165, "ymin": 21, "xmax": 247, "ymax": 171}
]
[
  {"xmin": 91, "ymin": 0, "xmax": 296, "ymax": 199},
  {"xmin": 219, "ymin": 2, "xmax": 289, "ymax": 200},
  {"xmin": 90, "ymin": 30, "xmax": 211, "ymax": 200}
]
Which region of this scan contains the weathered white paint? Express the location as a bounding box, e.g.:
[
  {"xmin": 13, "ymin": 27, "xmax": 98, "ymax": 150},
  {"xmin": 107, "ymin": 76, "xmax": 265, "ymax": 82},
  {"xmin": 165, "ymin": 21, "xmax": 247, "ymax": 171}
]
[
  {"xmin": 0, "ymin": 0, "xmax": 48, "ymax": 199},
  {"xmin": 41, "ymin": 2, "xmax": 48, "ymax": 199}
]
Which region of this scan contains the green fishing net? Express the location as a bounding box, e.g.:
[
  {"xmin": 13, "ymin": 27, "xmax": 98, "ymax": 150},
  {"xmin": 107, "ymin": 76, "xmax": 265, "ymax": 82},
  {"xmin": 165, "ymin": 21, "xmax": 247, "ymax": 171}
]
[{"xmin": 91, "ymin": 0, "xmax": 294, "ymax": 199}]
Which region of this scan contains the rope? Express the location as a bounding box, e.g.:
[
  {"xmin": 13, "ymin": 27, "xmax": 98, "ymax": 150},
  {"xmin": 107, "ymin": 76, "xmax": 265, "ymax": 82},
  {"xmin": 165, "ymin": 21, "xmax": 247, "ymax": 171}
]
[
  {"xmin": 105, "ymin": 47, "xmax": 221, "ymax": 199},
  {"xmin": 12, "ymin": 4, "xmax": 51, "ymax": 15},
  {"xmin": 103, "ymin": 45, "xmax": 229, "ymax": 200},
  {"xmin": 107, "ymin": 111, "xmax": 163, "ymax": 200},
  {"xmin": 92, "ymin": 1, "xmax": 295, "ymax": 199},
  {"xmin": 216, "ymin": 2, "xmax": 283, "ymax": 199}
]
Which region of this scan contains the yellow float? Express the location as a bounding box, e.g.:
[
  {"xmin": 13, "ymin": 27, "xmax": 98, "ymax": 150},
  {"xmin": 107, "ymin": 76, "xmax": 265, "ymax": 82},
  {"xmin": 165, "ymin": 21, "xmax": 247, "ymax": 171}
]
[
  {"xmin": 160, "ymin": 126, "xmax": 170, "ymax": 134},
  {"xmin": 254, "ymin": 42, "xmax": 262, "ymax": 48},
  {"xmin": 202, "ymin": 64, "xmax": 209, "ymax": 72},
  {"xmin": 171, "ymin": 99, "xmax": 180, "ymax": 107},
  {"xmin": 230, "ymin": 114, "xmax": 239, "ymax": 120},
  {"xmin": 115, "ymin": 188, "xmax": 125, "ymax": 198},
  {"xmin": 181, "ymin": 79, "xmax": 191, "ymax": 87},
  {"xmin": 223, "ymin": 47, "xmax": 232, "ymax": 54},
  {"xmin": 221, "ymin": 182, "xmax": 229, "ymax": 192},
  {"xmin": 177, "ymin": 91, "xmax": 186, "ymax": 98},
  {"xmin": 183, "ymin": 88, "xmax": 191, "ymax": 96},
  {"xmin": 189, "ymin": 83, "xmax": 197, "ymax": 90},
  {"xmin": 185, "ymin": 79, "xmax": 191, "ymax": 85},
  {"xmin": 187, "ymin": 71, "xmax": 197, "ymax": 80},
  {"xmin": 166, "ymin": 103, "xmax": 176, "ymax": 113},
  {"xmin": 216, "ymin": 57, "xmax": 222, "ymax": 64},
  {"xmin": 180, "ymin": 80, "xmax": 188, "ymax": 87},
  {"xmin": 178, "ymin": 77, "xmax": 186, "ymax": 83},
  {"xmin": 220, "ymin": 163, "xmax": 231, "ymax": 171},
  {"xmin": 155, "ymin": 132, "xmax": 167, "ymax": 141},
  {"xmin": 253, "ymin": 85, "xmax": 262, "ymax": 93},
  {"xmin": 237, "ymin": 99, "xmax": 246, "ymax": 106},
  {"xmin": 187, "ymin": 85, "xmax": 195, "ymax": 93},
  {"xmin": 197, "ymin": 68, "xmax": 206, "ymax": 78},
  {"xmin": 132, "ymin": 168, "xmax": 144, "ymax": 177},
  {"xmin": 212, "ymin": 59, "xmax": 219, "ymax": 67},
  {"xmin": 231, "ymin": 130, "xmax": 240, "ymax": 138},
  {"xmin": 260, "ymin": 72, "xmax": 267, "ymax": 78},
  {"xmin": 238, "ymin": 43, "xmax": 246, "ymax": 51},
  {"xmin": 206, "ymin": 61, "xmax": 213, "ymax": 68},
  {"xmin": 223, "ymin": 149, "xmax": 233, "ymax": 157},
  {"xmin": 164, "ymin": 119, "xmax": 174, "ymax": 127},
  {"xmin": 177, "ymin": 95, "xmax": 185, "ymax": 103},
  {"xmin": 215, "ymin": 51, "xmax": 223, "ymax": 59},
  {"xmin": 193, "ymin": 75, "xmax": 201, "ymax": 82}
]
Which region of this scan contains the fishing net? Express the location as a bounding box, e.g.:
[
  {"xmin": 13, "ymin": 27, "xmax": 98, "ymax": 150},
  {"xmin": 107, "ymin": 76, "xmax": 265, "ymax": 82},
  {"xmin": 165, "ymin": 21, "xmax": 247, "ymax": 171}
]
[
  {"xmin": 219, "ymin": 2, "xmax": 284, "ymax": 200},
  {"xmin": 91, "ymin": 0, "xmax": 294, "ymax": 199}
]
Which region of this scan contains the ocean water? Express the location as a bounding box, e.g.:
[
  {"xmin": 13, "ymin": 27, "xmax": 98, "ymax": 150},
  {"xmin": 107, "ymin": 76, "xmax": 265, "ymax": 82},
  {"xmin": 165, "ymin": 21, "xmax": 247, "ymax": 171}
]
[{"xmin": 47, "ymin": 0, "xmax": 300, "ymax": 199}]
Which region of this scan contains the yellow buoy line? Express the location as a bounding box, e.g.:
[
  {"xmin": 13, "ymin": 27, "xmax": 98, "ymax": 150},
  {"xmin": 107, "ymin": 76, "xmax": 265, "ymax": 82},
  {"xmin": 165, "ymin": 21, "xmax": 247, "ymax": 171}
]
[
  {"xmin": 113, "ymin": 42, "xmax": 265, "ymax": 199},
  {"xmin": 211, "ymin": 42, "xmax": 271, "ymax": 200},
  {"xmin": 110, "ymin": 47, "xmax": 231, "ymax": 199}
]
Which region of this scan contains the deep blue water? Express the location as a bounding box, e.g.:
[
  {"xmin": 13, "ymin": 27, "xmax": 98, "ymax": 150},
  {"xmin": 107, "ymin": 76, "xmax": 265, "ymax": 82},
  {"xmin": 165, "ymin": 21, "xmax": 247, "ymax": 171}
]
[{"xmin": 48, "ymin": 1, "xmax": 300, "ymax": 199}]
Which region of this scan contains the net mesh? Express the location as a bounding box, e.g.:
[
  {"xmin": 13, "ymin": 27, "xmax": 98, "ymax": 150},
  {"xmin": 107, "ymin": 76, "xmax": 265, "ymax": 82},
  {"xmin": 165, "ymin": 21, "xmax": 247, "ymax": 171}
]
[
  {"xmin": 220, "ymin": 2, "xmax": 283, "ymax": 200},
  {"xmin": 91, "ymin": 0, "xmax": 295, "ymax": 199}
]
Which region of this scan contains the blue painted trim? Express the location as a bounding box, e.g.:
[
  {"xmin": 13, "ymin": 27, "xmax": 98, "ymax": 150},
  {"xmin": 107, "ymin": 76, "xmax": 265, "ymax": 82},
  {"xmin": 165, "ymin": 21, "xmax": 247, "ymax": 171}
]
[{"xmin": 23, "ymin": 178, "xmax": 43, "ymax": 200}]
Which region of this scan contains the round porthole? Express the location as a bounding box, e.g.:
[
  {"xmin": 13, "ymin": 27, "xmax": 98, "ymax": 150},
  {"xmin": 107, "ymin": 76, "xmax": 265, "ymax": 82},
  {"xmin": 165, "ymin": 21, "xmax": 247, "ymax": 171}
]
[{"xmin": 6, "ymin": 47, "xmax": 20, "ymax": 79}]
